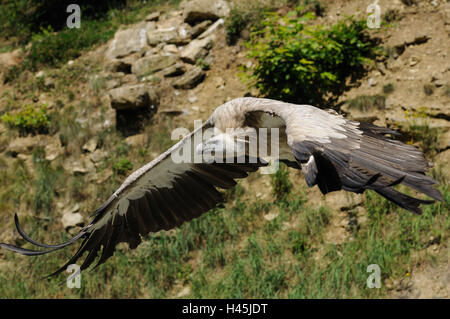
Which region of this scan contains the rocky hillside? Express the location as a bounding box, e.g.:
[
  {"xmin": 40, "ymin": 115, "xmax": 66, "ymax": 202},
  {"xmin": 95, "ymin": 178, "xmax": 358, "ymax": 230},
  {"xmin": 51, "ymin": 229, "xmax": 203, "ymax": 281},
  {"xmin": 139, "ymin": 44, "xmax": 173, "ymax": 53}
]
[{"xmin": 0, "ymin": 0, "xmax": 448, "ymax": 298}]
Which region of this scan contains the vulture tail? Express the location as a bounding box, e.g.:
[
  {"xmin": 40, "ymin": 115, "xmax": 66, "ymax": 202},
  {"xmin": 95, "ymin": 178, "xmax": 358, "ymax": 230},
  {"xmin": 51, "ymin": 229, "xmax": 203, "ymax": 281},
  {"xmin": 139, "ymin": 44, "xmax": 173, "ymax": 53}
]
[{"xmin": 293, "ymin": 122, "xmax": 443, "ymax": 214}]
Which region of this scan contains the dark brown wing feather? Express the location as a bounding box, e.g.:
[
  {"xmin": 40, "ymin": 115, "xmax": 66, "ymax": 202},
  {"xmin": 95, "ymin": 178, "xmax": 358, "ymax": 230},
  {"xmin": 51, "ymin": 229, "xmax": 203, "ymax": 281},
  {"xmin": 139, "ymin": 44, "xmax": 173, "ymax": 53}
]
[
  {"xmin": 0, "ymin": 119, "xmax": 266, "ymax": 276},
  {"xmin": 290, "ymin": 121, "xmax": 443, "ymax": 214},
  {"xmin": 243, "ymin": 106, "xmax": 441, "ymax": 215}
]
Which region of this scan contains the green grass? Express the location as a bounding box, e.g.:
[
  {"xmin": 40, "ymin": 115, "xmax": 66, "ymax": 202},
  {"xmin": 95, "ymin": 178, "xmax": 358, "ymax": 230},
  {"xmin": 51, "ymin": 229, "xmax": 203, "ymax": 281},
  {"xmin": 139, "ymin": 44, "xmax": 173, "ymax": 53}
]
[
  {"xmin": 0, "ymin": 96, "xmax": 447, "ymax": 298},
  {"xmin": 382, "ymin": 9, "xmax": 402, "ymax": 24},
  {"xmin": 113, "ymin": 157, "xmax": 133, "ymax": 175},
  {"xmin": 346, "ymin": 95, "xmax": 386, "ymax": 112},
  {"xmin": 0, "ymin": 158, "xmax": 33, "ymax": 211},
  {"xmin": 271, "ymin": 162, "xmax": 293, "ymax": 201},
  {"xmin": 397, "ymin": 117, "xmax": 441, "ymax": 158},
  {"xmin": 31, "ymin": 147, "xmax": 64, "ymax": 216},
  {"xmin": 382, "ymin": 83, "xmax": 394, "ymax": 95},
  {"xmin": 25, "ymin": 23, "xmax": 116, "ymax": 71},
  {"xmin": 0, "ymin": 176, "xmax": 447, "ymax": 298}
]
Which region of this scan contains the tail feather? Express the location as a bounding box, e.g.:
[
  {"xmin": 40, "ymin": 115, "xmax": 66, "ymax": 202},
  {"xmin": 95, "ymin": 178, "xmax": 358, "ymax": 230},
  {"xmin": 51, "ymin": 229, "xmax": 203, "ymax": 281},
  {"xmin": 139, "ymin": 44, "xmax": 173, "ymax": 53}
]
[{"xmin": 374, "ymin": 187, "xmax": 435, "ymax": 215}]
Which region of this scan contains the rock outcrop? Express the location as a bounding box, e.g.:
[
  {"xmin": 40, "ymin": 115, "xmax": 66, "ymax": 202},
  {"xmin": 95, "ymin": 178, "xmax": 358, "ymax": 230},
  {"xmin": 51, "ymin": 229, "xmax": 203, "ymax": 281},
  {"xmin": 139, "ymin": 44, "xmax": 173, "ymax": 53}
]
[
  {"xmin": 183, "ymin": 0, "xmax": 230, "ymax": 25},
  {"xmin": 180, "ymin": 35, "xmax": 215, "ymax": 64},
  {"xmin": 132, "ymin": 53, "xmax": 178, "ymax": 77},
  {"xmin": 105, "ymin": 22, "xmax": 155, "ymax": 59},
  {"xmin": 109, "ymin": 84, "xmax": 159, "ymax": 111},
  {"xmin": 173, "ymin": 66, "xmax": 206, "ymax": 89}
]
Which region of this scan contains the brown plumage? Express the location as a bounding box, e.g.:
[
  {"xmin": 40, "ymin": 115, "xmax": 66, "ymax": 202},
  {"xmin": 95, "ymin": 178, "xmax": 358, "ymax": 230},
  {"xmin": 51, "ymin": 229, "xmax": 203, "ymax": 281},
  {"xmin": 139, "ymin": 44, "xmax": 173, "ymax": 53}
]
[{"xmin": 0, "ymin": 97, "xmax": 443, "ymax": 276}]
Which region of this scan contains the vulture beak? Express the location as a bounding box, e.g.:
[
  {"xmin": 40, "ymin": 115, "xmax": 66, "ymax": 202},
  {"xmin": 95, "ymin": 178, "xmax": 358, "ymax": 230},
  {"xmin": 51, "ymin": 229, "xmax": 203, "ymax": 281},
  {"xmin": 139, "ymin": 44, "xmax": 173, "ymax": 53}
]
[
  {"xmin": 196, "ymin": 133, "xmax": 246, "ymax": 157},
  {"xmin": 196, "ymin": 134, "xmax": 227, "ymax": 155}
]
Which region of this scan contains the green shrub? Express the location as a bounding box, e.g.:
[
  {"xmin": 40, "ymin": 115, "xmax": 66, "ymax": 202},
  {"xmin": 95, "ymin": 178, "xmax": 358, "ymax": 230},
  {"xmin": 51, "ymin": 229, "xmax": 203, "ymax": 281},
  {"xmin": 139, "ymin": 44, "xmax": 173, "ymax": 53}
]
[
  {"xmin": 0, "ymin": 0, "xmax": 35, "ymax": 44},
  {"xmin": 423, "ymin": 84, "xmax": 434, "ymax": 96},
  {"xmin": 1, "ymin": 104, "xmax": 50, "ymax": 135},
  {"xmin": 226, "ymin": 6, "xmax": 263, "ymax": 45},
  {"xmin": 382, "ymin": 83, "xmax": 394, "ymax": 94},
  {"xmin": 346, "ymin": 95, "xmax": 385, "ymax": 112},
  {"xmin": 1, "ymin": 0, "xmax": 179, "ymax": 73},
  {"xmin": 25, "ymin": 22, "xmax": 115, "ymax": 71},
  {"xmin": 246, "ymin": 8, "xmax": 380, "ymax": 106},
  {"xmin": 113, "ymin": 157, "xmax": 133, "ymax": 175},
  {"xmin": 0, "ymin": 0, "xmax": 126, "ymax": 45},
  {"xmin": 196, "ymin": 58, "xmax": 211, "ymax": 71},
  {"xmin": 226, "ymin": 7, "xmax": 251, "ymax": 44},
  {"xmin": 271, "ymin": 163, "xmax": 292, "ymax": 201},
  {"xmin": 383, "ymin": 9, "xmax": 402, "ymax": 23},
  {"xmin": 3, "ymin": 21, "xmax": 116, "ymax": 79}
]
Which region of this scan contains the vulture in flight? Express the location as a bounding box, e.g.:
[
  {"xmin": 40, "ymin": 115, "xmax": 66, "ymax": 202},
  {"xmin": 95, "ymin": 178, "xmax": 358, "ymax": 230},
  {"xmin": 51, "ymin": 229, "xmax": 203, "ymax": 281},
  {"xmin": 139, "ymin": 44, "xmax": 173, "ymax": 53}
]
[{"xmin": 0, "ymin": 97, "xmax": 443, "ymax": 276}]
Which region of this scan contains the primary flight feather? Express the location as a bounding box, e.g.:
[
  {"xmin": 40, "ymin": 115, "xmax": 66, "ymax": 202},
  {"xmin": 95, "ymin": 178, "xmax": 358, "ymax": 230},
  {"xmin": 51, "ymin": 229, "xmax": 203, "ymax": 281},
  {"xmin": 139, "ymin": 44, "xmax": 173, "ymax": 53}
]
[{"xmin": 0, "ymin": 97, "xmax": 443, "ymax": 276}]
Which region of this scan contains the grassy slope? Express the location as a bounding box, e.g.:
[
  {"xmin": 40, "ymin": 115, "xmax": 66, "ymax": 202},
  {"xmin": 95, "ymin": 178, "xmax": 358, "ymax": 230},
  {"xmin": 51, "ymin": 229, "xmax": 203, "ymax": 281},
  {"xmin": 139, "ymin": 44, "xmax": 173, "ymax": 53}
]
[{"xmin": 0, "ymin": 173, "xmax": 448, "ymax": 298}]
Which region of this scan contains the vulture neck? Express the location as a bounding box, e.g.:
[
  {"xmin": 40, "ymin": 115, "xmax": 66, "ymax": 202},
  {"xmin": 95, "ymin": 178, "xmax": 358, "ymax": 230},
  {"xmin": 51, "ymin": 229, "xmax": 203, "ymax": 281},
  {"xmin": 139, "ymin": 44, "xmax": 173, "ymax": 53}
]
[{"xmin": 212, "ymin": 97, "xmax": 275, "ymax": 132}]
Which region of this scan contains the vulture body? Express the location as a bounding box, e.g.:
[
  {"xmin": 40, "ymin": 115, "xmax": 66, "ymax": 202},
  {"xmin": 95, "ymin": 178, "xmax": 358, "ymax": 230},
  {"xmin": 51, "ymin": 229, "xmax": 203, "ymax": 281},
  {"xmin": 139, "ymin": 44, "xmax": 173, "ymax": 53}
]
[{"xmin": 0, "ymin": 97, "xmax": 443, "ymax": 276}]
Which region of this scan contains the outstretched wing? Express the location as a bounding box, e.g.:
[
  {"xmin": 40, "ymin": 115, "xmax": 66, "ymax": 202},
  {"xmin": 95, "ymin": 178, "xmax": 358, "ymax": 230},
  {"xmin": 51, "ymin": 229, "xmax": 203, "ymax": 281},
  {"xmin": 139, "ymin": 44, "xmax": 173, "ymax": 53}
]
[
  {"xmin": 239, "ymin": 97, "xmax": 443, "ymax": 214},
  {"xmin": 0, "ymin": 119, "xmax": 265, "ymax": 276}
]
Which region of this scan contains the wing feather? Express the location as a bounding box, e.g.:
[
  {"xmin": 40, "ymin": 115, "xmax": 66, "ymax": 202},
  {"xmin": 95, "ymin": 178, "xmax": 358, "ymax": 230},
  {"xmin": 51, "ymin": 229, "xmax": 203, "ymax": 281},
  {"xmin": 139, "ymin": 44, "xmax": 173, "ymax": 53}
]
[
  {"xmin": 237, "ymin": 97, "xmax": 443, "ymax": 214},
  {"xmin": 0, "ymin": 119, "xmax": 266, "ymax": 275}
]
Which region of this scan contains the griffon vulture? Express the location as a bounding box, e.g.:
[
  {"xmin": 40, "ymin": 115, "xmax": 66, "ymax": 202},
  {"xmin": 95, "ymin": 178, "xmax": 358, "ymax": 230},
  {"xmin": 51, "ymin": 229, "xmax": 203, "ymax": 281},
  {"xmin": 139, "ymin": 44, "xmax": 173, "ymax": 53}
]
[{"xmin": 0, "ymin": 97, "xmax": 443, "ymax": 276}]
